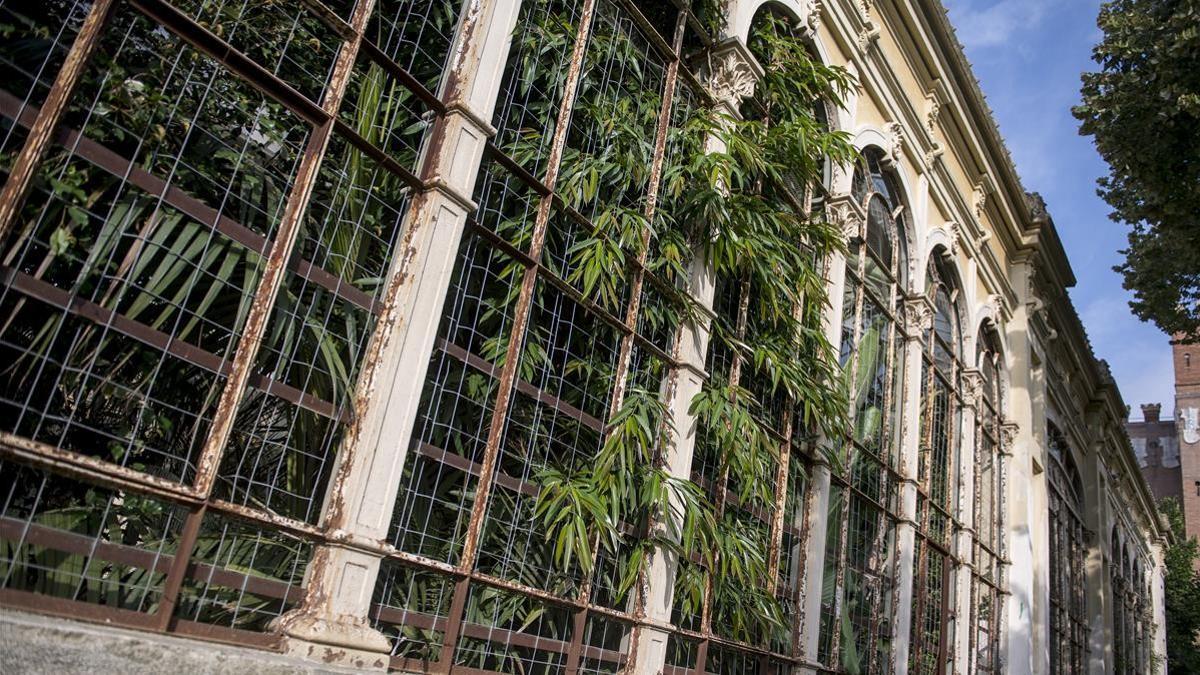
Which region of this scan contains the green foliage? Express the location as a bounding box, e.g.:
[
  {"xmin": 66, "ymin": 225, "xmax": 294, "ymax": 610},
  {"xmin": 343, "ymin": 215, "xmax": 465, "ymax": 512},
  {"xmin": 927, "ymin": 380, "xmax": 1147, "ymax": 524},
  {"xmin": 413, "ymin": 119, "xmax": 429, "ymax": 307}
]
[
  {"xmin": 531, "ymin": 10, "xmax": 855, "ymax": 648},
  {"xmin": 1074, "ymin": 0, "xmax": 1200, "ymax": 339},
  {"xmin": 1160, "ymin": 497, "xmax": 1200, "ymax": 673}
]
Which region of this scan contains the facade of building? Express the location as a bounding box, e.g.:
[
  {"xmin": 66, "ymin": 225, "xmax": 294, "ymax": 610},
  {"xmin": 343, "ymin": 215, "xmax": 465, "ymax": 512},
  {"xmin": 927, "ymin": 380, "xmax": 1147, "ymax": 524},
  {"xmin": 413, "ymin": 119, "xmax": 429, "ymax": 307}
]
[{"xmin": 0, "ymin": 0, "xmax": 1169, "ymax": 674}]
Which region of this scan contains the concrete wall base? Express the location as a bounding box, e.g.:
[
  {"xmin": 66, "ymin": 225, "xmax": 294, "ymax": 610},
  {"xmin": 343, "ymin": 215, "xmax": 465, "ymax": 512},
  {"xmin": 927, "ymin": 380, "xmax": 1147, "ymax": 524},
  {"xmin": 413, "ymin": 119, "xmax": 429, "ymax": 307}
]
[{"xmin": 0, "ymin": 609, "xmax": 364, "ymax": 674}]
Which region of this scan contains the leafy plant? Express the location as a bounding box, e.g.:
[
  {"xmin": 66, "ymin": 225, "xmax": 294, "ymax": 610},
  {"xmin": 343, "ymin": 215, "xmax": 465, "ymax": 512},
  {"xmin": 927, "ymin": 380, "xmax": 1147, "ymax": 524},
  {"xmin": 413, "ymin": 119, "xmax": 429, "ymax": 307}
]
[{"xmin": 528, "ymin": 8, "xmax": 857, "ymax": 649}]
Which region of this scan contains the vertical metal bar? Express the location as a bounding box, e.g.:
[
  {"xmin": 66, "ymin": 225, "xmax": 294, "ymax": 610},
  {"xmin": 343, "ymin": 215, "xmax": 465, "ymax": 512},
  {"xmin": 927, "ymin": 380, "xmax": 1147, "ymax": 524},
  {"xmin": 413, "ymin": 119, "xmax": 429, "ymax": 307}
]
[
  {"xmin": 562, "ymin": 9, "xmax": 682, "ymax": 673},
  {"xmin": 190, "ymin": 0, "xmax": 377, "ymax": 497},
  {"xmin": 154, "ymin": 505, "xmax": 207, "ymax": 631},
  {"xmin": 436, "ymin": 0, "xmax": 599, "ymax": 668},
  {"xmin": 0, "ymin": 0, "xmax": 117, "ymax": 242}
]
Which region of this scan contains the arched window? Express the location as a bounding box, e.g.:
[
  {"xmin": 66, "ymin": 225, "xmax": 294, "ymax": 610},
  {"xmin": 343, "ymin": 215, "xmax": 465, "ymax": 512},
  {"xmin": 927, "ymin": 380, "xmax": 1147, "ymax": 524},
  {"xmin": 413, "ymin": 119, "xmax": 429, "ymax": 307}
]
[
  {"xmin": 818, "ymin": 146, "xmax": 908, "ymax": 673},
  {"xmin": 1048, "ymin": 424, "xmax": 1088, "ymax": 674},
  {"xmin": 1112, "ymin": 534, "xmax": 1153, "ymax": 675},
  {"xmin": 909, "ymin": 252, "xmax": 964, "ymax": 675},
  {"xmin": 971, "ymin": 325, "xmax": 1006, "ymax": 673}
]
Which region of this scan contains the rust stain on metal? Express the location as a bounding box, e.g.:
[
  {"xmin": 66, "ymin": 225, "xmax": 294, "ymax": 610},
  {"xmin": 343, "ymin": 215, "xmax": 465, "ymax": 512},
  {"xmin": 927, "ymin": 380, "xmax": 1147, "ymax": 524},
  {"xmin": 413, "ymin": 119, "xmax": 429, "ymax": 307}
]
[
  {"xmin": 0, "ymin": 0, "xmax": 116, "ymax": 243},
  {"xmin": 191, "ymin": 0, "xmax": 375, "ymax": 498}
]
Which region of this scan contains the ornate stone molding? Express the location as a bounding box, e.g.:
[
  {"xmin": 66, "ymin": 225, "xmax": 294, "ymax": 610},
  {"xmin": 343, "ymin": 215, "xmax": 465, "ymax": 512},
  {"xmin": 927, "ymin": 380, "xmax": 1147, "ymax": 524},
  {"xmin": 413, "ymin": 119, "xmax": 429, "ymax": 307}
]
[
  {"xmin": 972, "ymin": 181, "xmax": 988, "ymax": 222},
  {"xmin": 858, "ymin": 20, "xmax": 881, "ymax": 52},
  {"xmin": 946, "ymin": 221, "xmax": 961, "ymax": 254},
  {"xmin": 826, "ymin": 193, "xmax": 865, "ymax": 242},
  {"xmin": 903, "ymin": 295, "xmax": 934, "ymax": 337},
  {"xmin": 797, "ymin": 0, "xmax": 822, "ymax": 38},
  {"xmin": 701, "ymin": 39, "xmax": 764, "ymax": 111},
  {"xmin": 987, "ymin": 293, "xmax": 1004, "ymax": 323},
  {"xmin": 882, "ymin": 121, "xmax": 904, "ymax": 168},
  {"xmin": 999, "ymin": 421, "xmax": 1020, "ymax": 455},
  {"xmin": 962, "ymin": 369, "xmax": 984, "ymax": 410}
]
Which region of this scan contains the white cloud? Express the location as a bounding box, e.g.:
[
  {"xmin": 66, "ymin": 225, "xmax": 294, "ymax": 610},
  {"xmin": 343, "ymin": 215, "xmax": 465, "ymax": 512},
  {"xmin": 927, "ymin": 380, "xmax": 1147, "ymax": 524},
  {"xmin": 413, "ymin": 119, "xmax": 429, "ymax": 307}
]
[{"xmin": 944, "ymin": 0, "xmax": 1048, "ymax": 51}]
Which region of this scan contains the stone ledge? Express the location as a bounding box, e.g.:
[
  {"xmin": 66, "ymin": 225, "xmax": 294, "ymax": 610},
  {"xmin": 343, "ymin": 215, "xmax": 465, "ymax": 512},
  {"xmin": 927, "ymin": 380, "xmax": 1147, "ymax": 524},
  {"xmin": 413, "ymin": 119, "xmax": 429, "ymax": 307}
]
[{"xmin": 0, "ymin": 608, "xmax": 367, "ymax": 674}]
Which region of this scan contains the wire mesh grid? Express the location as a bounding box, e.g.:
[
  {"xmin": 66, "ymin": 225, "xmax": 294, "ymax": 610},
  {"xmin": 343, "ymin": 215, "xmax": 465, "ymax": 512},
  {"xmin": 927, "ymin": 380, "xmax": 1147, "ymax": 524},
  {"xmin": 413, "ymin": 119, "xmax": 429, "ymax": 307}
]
[
  {"xmin": 0, "ymin": 0, "xmax": 463, "ymax": 645},
  {"xmin": 818, "ymin": 155, "xmax": 906, "ymax": 673}
]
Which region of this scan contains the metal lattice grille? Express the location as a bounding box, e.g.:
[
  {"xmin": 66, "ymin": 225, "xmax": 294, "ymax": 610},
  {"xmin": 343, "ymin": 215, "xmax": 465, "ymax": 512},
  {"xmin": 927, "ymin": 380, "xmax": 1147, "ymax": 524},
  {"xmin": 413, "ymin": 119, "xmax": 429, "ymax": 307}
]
[
  {"xmin": 818, "ymin": 148, "xmax": 905, "ymax": 675},
  {"xmin": 907, "ymin": 253, "xmax": 964, "ymax": 675},
  {"xmin": 1047, "ymin": 425, "xmax": 1088, "ymax": 675},
  {"xmin": 0, "ymin": 0, "xmax": 456, "ymax": 646},
  {"xmin": 970, "ymin": 332, "xmax": 1005, "ymax": 674},
  {"xmin": 362, "ymin": 1, "xmax": 718, "ymax": 672}
]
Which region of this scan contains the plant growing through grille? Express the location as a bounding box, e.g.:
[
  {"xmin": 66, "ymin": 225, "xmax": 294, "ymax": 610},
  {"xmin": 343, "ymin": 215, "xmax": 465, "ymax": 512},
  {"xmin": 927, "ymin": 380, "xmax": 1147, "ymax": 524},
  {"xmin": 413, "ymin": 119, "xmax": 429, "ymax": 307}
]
[{"xmin": 0, "ymin": 0, "xmax": 893, "ymax": 672}]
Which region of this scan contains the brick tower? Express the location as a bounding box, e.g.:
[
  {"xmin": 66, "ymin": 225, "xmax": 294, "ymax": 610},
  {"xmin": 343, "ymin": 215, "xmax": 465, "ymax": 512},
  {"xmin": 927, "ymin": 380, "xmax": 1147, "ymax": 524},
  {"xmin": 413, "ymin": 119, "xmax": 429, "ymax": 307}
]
[{"xmin": 1175, "ymin": 337, "xmax": 1200, "ymax": 541}]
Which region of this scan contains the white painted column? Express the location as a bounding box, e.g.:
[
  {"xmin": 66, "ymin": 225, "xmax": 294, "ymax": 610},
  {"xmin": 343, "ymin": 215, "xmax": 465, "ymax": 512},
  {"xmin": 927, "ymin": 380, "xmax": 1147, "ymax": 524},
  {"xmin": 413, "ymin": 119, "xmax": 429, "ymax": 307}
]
[
  {"xmin": 954, "ymin": 369, "xmax": 982, "ymax": 674},
  {"xmin": 627, "ymin": 38, "xmax": 762, "ymax": 675},
  {"xmin": 1150, "ymin": 538, "xmax": 1167, "ymax": 675},
  {"xmin": 1004, "ymin": 255, "xmax": 1042, "ymax": 675},
  {"xmin": 272, "ymin": 0, "xmax": 523, "ymax": 667},
  {"xmin": 894, "ymin": 294, "xmax": 934, "ymax": 675},
  {"xmin": 1083, "ymin": 434, "xmax": 1111, "ymax": 675},
  {"xmin": 797, "ymin": 194, "xmax": 856, "ymax": 670}
]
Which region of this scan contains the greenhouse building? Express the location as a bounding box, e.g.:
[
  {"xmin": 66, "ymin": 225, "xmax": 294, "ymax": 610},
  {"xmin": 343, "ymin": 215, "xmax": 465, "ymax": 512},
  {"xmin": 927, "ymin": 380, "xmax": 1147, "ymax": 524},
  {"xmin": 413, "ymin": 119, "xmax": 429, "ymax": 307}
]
[{"xmin": 0, "ymin": 0, "xmax": 1170, "ymax": 673}]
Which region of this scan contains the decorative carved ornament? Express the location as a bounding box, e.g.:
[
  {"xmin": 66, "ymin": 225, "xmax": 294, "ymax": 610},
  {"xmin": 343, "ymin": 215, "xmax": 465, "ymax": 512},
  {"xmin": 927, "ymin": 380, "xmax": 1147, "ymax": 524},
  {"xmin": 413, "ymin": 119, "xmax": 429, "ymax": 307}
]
[
  {"xmin": 987, "ymin": 294, "xmax": 1004, "ymax": 323},
  {"xmin": 962, "ymin": 369, "xmax": 984, "ymax": 409},
  {"xmin": 702, "ymin": 40, "xmax": 763, "ymax": 109},
  {"xmin": 903, "ymin": 295, "xmax": 934, "ymax": 336},
  {"xmin": 1000, "ymin": 421, "xmax": 1020, "ymax": 455},
  {"xmin": 945, "ymin": 221, "xmax": 961, "ymax": 254},
  {"xmin": 973, "ymin": 181, "xmax": 988, "ymax": 222},
  {"xmin": 858, "ymin": 20, "xmax": 881, "ymax": 51},
  {"xmin": 798, "ymin": 0, "xmax": 822, "ymax": 37},
  {"xmin": 884, "ymin": 122, "xmax": 905, "ymax": 168}
]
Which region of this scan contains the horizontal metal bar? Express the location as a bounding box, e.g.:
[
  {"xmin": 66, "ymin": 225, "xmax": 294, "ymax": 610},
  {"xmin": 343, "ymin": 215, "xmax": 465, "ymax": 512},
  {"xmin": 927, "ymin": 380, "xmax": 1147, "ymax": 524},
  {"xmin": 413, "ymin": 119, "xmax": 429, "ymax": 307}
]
[
  {"xmin": 438, "ymin": 337, "xmax": 605, "ymax": 432},
  {"xmin": 1, "ymin": 266, "xmax": 349, "ymax": 424},
  {"xmin": 332, "ymin": 119, "xmax": 424, "ymax": 192},
  {"xmin": 0, "ymin": 431, "xmax": 202, "ymax": 505},
  {"xmin": 0, "ymin": 515, "xmax": 305, "ymax": 602},
  {"xmin": 0, "ymin": 89, "xmax": 380, "ymax": 318},
  {"xmin": 413, "ymin": 441, "xmax": 538, "ymax": 498},
  {"xmin": 371, "ymin": 603, "xmax": 628, "ymax": 665},
  {"xmin": 357, "ymin": 39, "xmax": 446, "ymax": 116},
  {"xmin": 127, "ymin": 0, "xmax": 329, "ymax": 126}
]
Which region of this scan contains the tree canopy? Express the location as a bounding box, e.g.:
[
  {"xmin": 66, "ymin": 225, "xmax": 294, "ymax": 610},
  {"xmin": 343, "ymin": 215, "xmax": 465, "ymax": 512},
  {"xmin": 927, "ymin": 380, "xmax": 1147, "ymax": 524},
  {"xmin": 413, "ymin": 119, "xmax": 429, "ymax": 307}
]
[{"xmin": 1074, "ymin": 0, "xmax": 1200, "ymax": 339}]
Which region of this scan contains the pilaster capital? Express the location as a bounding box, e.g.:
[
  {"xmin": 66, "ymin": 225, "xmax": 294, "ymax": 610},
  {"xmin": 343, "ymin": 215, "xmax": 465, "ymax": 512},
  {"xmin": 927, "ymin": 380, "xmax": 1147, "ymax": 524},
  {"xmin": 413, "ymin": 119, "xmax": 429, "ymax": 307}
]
[
  {"xmin": 700, "ymin": 38, "xmax": 764, "ymax": 114},
  {"xmin": 999, "ymin": 421, "xmax": 1020, "ymax": 455},
  {"xmin": 961, "ymin": 369, "xmax": 984, "ymax": 410},
  {"xmin": 903, "ymin": 294, "xmax": 934, "ymax": 338},
  {"xmin": 826, "ymin": 193, "xmax": 865, "ymax": 241}
]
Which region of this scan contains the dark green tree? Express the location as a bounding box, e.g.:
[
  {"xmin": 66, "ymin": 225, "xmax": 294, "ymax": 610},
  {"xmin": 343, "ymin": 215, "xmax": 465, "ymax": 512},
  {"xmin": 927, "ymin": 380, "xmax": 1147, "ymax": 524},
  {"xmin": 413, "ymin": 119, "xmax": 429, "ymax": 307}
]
[
  {"xmin": 1073, "ymin": 0, "xmax": 1200, "ymax": 339},
  {"xmin": 1160, "ymin": 497, "xmax": 1200, "ymax": 673}
]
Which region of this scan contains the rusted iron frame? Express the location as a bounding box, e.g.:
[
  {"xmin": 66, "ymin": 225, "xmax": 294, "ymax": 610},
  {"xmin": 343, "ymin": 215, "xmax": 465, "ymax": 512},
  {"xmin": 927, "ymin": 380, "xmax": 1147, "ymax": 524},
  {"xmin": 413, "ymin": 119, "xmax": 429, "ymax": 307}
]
[
  {"xmin": 690, "ymin": 473, "xmax": 798, "ymax": 534},
  {"xmin": 139, "ymin": 0, "xmax": 357, "ymax": 486},
  {"xmin": 559, "ymin": 10, "xmax": 685, "ymax": 672},
  {"xmin": 123, "ymin": 0, "xmax": 376, "ymax": 640},
  {"xmin": 434, "ymin": 0, "xmax": 599, "ymax": 668},
  {"xmin": 691, "ymin": 273, "xmax": 752, "ymax": 675},
  {"xmin": 126, "ymin": 0, "xmax": 329, "ymax": 126},
  {"xmin": 356, "ymin": 39, "xmax": 447, "ymax": 116},
  {"xmin": 0, "ymin": 89, "xmax": 385, "ymax": 318},
  {"xmin": 463, "ymin": 218, "xmax": 678, "ymax": 371},
  {"xmin": 371, "ymin": 603, "xmax": 630, "ymax": 668},
  {"xmin": 0, "ymin": 0, "xmax": 117, "ymax": 244},
  {"xmin": 0, "ymin": 515, "xmax": 306, "ymax": 602}
]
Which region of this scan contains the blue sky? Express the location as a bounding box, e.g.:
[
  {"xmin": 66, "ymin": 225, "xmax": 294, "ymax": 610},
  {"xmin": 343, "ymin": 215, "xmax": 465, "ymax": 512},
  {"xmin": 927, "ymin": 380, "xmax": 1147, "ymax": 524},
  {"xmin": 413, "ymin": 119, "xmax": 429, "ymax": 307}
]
[{"xmin": 941, "ymin": 0, "xmax": 1175, "ymax": 421}]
